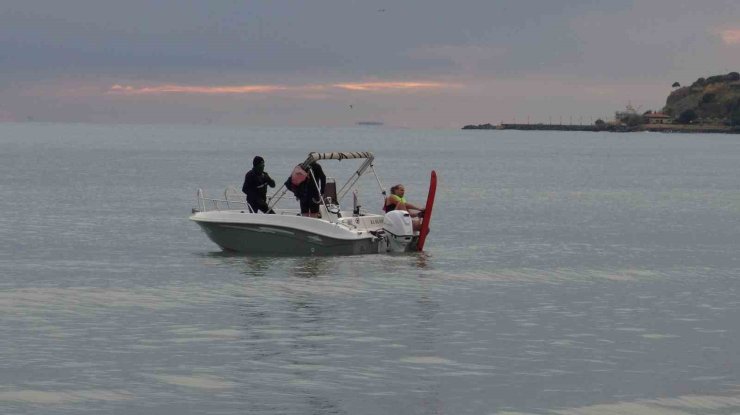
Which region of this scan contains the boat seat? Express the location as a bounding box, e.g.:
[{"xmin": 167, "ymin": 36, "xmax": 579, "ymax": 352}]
[{"xmin": 322, "ymin": 180, "xmax": 338, "ymax": 205}]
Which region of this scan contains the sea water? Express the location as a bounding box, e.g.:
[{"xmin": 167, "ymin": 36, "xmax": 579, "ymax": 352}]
[{"xmin": 1, "ymin": 123, "xmax": 740, "ymax": 414}]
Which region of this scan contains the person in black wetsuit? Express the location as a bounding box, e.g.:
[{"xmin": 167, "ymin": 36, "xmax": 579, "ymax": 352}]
[{"xmin": 242, "ymin": 156, "xmax": 276, "ymax": 213}]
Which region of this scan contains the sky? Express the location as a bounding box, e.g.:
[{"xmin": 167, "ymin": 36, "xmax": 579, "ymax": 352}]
[{"xmin": 1, "ymin": 0, "xmax": 739, "ymax": 129}]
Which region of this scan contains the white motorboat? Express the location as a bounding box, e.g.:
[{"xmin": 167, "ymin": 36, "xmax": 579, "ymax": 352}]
[{"xmin": 190, "ymin": 151, "xmax": 434, "ymax": 255}]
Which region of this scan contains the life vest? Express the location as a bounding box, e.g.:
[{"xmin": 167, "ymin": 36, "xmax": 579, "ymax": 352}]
[{"xmin": 383, "ymin": 194, "xmax": 406, "ymax": 213}]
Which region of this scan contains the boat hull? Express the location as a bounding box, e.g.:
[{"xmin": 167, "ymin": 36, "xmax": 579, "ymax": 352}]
[{"xmin": 191, "ymin": 211, "xmax": 381, "ymax": 256}]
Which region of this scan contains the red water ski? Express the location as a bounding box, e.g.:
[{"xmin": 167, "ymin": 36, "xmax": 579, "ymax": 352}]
[{"xmin": 416, "ymin": 170, "xmax": 437, "ymax": 251}]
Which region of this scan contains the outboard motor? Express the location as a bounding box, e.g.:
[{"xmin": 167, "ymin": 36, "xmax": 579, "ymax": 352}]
[{"xmin": 383, "ymin": 210, "xmax": 415, "ymax": 252}]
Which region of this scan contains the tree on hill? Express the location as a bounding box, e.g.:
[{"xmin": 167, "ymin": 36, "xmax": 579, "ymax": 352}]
[
  {"xmin": 732, "ymin": 109, "xmax": 740, "ymax": 126},
  {"xmin": 677, "ymin": 109, "xmax": 697, "ymax": 124},
  {"xmin": 616, "ymin": 112, "xmax": 644, "ymax": 127},
  {"xmin": 672, "ymin": 81, "xmax": 681, "ymax": 88},
  {"xmin": 730, "ymin": 98, "xmax": 740, "ymax": 126}
]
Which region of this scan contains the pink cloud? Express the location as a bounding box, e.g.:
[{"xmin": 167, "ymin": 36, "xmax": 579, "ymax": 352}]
[
  {"xmin": 332, "ymin": 81, "xmax": 453, "ymax": 91},
  {"xmin": 109, "ymin": 83, "xmax": 290, "ymax": 95},
  {"xmin": 719, "ymin": 29, "xmax": 740, "ymax": 45},
  {"xmin": 0, "ymin": 110, "xmax": 16, "ymax": 122},
  {"xmin": 108, "ymin": 81, "xmax": 454, "ymax": 96}
]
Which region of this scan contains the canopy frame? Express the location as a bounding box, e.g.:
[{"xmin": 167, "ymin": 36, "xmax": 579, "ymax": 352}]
[{"xmin": 267, "ymin": 151, "xmax": 384, "ymax": 213}]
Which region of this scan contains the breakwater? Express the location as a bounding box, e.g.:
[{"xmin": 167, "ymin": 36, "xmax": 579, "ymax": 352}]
[
  {"xmin": 462, "ymin": 123, "xmax": 631, "ymax": 132},
  {"xmin": 462, "ymin": 123, "xmax": 740, "ymax": 134}
]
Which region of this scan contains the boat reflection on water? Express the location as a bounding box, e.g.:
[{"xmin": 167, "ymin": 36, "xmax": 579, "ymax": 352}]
[
  {"xmin": 414, "ymin": 251, "xmax": 431, "ymax": 270},
  {"xmin": 290, "ymin": 257, "xmax": 333, "ymax": 278},
  {"xmin": 200, "ymin": 250, "xmax": 338, "ymax": 279},
  {"xmin": 200, "ymin": 248, "xmax": 433, "ymax": 279},
  {"xmin": 200, "ymin": 251, "xmax": 284, "ymax": 277}
]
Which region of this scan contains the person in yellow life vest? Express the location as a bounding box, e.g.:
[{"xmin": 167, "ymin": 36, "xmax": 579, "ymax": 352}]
[{"xmin": 384, "ymin": 184, "xmax": 425, "ymax": 231}]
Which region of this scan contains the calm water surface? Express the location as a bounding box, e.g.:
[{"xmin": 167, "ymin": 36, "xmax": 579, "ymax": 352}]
[{"xmin": 1, "ymin": 123, "xmax": 740, "ymax": 414}]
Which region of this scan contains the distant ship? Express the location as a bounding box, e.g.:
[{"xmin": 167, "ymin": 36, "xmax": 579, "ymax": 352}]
[{"xmin": 356, "ymin": 121, "xmax": 384, "ymax": 126}]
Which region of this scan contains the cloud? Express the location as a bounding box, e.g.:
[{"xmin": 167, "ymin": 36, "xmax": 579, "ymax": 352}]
[
  {"xmin": 0, "ymin": 110, "xmax": 17, "ymax": 122},
  {"xmin": 108, "ymin": 81, "xmax": 455, "ymax": 96},
  {"xmin": 109, "ymin": 84, "xmax": 291, "ymax": 95},
  {"xmin": 719, "ymin": 28, "xmax": 740, "ymax": 45},
  {"xmin": 331, "ymin": 81, "xmax": 454, "ymax": 92}
]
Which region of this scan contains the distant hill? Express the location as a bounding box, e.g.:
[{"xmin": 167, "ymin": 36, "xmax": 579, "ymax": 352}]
[
  {"xmin": 664, "ymin": 72, "xmax": 740, "ymax": 125},
  {"xmin": 461, "ymin": 72, "xmax": 740, "ymax": 132}
]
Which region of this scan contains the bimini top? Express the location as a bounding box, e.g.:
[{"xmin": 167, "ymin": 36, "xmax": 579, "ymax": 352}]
[
  {"xmin": 285, "ymin": 151, "xmax": 377, "ymax": 205},
  {"xmin": 302, "ymin": 151, "xmax": 374, "ymax": 167}
]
